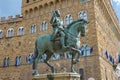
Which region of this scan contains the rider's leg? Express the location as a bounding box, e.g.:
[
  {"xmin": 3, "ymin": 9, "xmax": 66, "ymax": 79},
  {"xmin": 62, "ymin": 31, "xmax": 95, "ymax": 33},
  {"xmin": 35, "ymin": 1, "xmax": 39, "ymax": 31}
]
[
  {"xmin": 51, "ymin": 28, "xmax": 58, "ymax": 40},
  {"xmin": 60, "ymin": 31, "xmax": 69, "ymax": 49}
]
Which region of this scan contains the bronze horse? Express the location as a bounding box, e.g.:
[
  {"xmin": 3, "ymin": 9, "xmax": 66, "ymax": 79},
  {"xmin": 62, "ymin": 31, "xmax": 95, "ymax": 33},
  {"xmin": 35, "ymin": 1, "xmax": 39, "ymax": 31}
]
[{"xmin": 33, "ymin": 19, "xmax": 88, "ymax": 76}]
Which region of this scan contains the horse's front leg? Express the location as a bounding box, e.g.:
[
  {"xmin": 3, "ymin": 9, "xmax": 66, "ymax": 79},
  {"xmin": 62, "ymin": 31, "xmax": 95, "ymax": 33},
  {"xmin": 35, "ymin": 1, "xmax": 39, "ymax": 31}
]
[
  {"xmin": 71, "ymin": 48, "xmax": 81, "ymax": 64},
  {"xmin": 44, "ymin": 53, "xmax": 57, "ymax": 73},
  {"xmin": 33, "ymin": 50, "xmax": 43, "ymax": 76},
  {"xmin": 44, "ymin": 61, "xmax": 57, "ymax": 73},
  {"xmin": 71, "ymin": 53, "xmax": 76, "ymax": 73}
]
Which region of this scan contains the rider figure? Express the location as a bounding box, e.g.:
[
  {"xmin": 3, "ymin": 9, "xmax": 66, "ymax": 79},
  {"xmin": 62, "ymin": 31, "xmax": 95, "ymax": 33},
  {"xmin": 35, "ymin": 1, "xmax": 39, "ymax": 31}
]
[{"xmin": 50, "ymin": 10, "xmax": 69, "ymax": 49}]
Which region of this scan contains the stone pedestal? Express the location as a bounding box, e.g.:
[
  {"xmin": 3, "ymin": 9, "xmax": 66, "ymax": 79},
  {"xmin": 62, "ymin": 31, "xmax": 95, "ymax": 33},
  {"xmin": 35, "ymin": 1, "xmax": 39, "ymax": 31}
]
[{"xmin": 32, "ymin": 73, "xmax": 80, "ymax": 80}]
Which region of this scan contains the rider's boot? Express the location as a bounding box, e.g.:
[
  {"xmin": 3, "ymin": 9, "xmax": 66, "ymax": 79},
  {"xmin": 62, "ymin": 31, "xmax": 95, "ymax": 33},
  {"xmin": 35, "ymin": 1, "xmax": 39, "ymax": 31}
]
[
  {"xmin": 60, "ymin": 36, "xmax": 69, "ymax": 49},
  {"xmin": 51, "ymin": 29, "xmax": 58, "ymax": 41}
]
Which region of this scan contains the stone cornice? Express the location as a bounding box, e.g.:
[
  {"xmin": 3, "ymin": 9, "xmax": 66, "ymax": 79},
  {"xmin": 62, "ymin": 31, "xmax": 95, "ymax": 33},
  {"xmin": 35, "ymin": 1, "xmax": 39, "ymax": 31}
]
[{"xmin": 102, "ymin": 0, "xmax": 120, "ymax": 40}]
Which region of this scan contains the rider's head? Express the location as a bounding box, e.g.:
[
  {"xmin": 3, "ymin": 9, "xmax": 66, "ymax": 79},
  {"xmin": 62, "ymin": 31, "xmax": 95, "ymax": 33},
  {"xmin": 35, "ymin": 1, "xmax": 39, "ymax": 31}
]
[{"xmin": 55, "ymin": 10, "xmax": 60, "ymax": 17}]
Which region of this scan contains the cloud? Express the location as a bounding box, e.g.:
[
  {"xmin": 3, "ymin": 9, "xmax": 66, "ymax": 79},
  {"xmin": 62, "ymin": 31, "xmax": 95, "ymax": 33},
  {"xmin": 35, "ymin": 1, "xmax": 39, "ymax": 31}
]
[{"xmin": 113, "ymin": 0, "xmax": 120, "ymax": 6}]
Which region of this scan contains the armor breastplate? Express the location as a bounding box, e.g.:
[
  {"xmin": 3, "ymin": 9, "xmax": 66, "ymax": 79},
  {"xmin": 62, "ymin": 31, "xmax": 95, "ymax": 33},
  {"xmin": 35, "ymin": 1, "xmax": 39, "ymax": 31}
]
[{"xmin": 54, "ymin": 18, "xmax": 63, "ymax": 26}]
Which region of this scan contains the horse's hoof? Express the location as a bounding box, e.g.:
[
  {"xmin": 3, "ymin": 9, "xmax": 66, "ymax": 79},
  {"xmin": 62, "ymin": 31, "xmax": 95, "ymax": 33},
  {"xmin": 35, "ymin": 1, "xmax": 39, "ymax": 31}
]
[
  {"xmin": 71, "ymin": 70, "xmax": 77, "ymax": 73},
  {"xmin": 33, "ymin": 74, "xmax": 40, "ymax": 76},
  {"xmin": 73, "ymin": 60, "xmax": 77, "ymax": 64},
  {"xmin": 32, "ymin": 73, "xmax": 40, "ymax": 76},
  {"xmin": 73, "ymin": 59, "xmax": 80, "ymax": 64}
]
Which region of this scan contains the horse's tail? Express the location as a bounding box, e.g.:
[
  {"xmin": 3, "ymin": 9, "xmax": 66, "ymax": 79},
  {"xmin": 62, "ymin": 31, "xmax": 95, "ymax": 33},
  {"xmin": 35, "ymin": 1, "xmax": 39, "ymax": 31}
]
[
  {"xmin": 34, "ymin": 40, "xmax": 38, "ymax": 58},
  {"xmin": 32, "ymin": 40, "xmax": 38, "ymax": 70}
]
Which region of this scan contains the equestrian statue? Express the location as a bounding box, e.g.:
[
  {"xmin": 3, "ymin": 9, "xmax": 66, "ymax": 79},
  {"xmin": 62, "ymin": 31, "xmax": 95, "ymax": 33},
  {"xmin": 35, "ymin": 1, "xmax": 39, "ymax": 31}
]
[{"xmin": 32, "ymin": 10, "xmax": 88, "ymax": 76}]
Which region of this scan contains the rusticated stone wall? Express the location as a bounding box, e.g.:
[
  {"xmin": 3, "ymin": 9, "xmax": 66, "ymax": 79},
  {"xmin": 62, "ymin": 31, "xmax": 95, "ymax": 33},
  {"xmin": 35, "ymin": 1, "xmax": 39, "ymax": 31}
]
[{"xmin": 0, "ymin": 0, "xmax": 119, "ymax": 80}]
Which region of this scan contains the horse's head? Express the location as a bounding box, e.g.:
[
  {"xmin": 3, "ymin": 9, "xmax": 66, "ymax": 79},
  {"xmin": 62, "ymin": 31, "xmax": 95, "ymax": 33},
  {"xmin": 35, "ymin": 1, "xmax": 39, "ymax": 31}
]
[
  {"xmin": 78, "ymin": 19, "xmax": 88, "ymax": 37},
  {"xmin": 67, "ymin": 19, "xmax": 88, "ymax": 38}
]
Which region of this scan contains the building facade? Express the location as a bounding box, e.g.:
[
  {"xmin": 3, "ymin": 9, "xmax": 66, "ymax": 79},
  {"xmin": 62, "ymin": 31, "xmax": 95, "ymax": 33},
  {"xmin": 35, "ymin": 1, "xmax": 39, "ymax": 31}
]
[{"xmin": 0, "ymin": 0, "xmax": 120, "ymax": 80}]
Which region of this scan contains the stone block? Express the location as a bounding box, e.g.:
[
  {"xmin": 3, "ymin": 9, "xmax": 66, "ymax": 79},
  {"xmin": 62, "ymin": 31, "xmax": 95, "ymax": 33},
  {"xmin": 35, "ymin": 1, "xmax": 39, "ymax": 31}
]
[{"xmin": 32, "ymin": 73, "xmax": 80, "ymax": 80}]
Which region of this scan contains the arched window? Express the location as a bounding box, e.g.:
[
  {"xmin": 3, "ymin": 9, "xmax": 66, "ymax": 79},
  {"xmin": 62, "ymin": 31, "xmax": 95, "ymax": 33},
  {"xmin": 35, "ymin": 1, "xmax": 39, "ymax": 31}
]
[
  {"xmin": 39, "ymin": 54, "xmax": 46, "ymax": 62},
  {"xmin": 11, "ymin": 29, "xmax": 14, "ymax": 36},
  {"xmin": 26, "ymin": 56, "xmax": 30, "ymax": 64},
  {"xmin": 7, "ymin": 57, "xmax": 10, "ymax": 66},
  {"xmin": 29, "ymin": 9, "xmax": 33, "ymax": 18},
  {"xmin": 31, "ymin": 54, "xmax": 35, "ymax": 62},
  {"xmin": 15, "ymin": 56, "xmax": 19, "ymax": 66},
  {"xmin": 65, "ymin": 52, "xmax": 72, "ymax": 59},
  {"xmin": 15, "ymin": 56, "xmax": 22, "ymax": 66},
  {"xmin": 25, "ymin": 10, "xmax": 28, "ymax": 17},
  {"xmin": 33, "ymin": 24, "xmax": 36, "ymax": 33},
  {"xmin": 27, "ymin": 54, "xmax": 35, "ymax": 63},
  {"xmin": 105, "ymin": 50, "xmax": 109, "ymax": 59},
  {"xmin": 7, "ymin": 28, "xmax": 14, "ymax": 37},
  {"xmin": 85, "ymin": 45, "xmax": 90, "ymax": 56},
  {"xmin": 3, "ymin": 57, "xmax": 10, "ymax": 67},
  {"xmin": 34, "ymin": 7, "xmax": 38, "ymax": 16},
  {"xmin": 19, "ymin": 56, "xmax": 22, "ymax": 65},
  {"xmin": 18, "ymin": 27, "xmax": 24, "ymax": 36},
  {"xmin": 39, "ymin": 57, "xmax": 43, "ymax": 62},
  {"xmin": 7, "ymin": 30, "xmax": 10, "ymax": 37},
  {"xmin": 28, "ymin": 54, "xmax": 32, "ymax": 64},
  {"xmin": 80, "ymin": 45, "xmax": 91, "ymax": 56},
  {"xmin": 41, "ymin": 22, "xmax": 44, "ymax": 31},
  {"xmin": 69, "ymin": 15, "xmax": 73, "ymax": 23},
  {"xmin": 0, "ymin": 30, "xmax": 3, "ymax": 38},
  {"xmin": 65, "ymin": 15, "xmax": 73, "ymax": 25},
  {"xmin": 78, "ymin": 11, "xmax": 87, "ymax": 20},
  {"xmin": 51, "ymin": 53, "xmax": 60, "ymax": 60},
  {"xmin": 40, "ymin": 21, "xmax": 48, "ymax": 31},
  {"xmin": 44, "ymin": 22, "xmax": 48, "ymax": 30},
  {"xmin": 26, "ymin": 54, "xmax": 34, "ymax": 64},
  {"xmin": 42, "ymin": 54, "xmax": 47, "ymax": 61},
  {"xmin": 3, "ymin": 57, "xmax": 7, "ymax": 67},
  {"xmin": 109, "ymin": 55, "xmax": 113, "ymax": 63},
  {"xmin": 30, "ymin": 24, "xmax": 36, "ymax": 33},
  {"xmin": 65, "ymin": 16, "xmax": 69, "ymax": 25},
  {"xmin": 80, "ymin": 45, "xmax": 85, "ymax": 56}
]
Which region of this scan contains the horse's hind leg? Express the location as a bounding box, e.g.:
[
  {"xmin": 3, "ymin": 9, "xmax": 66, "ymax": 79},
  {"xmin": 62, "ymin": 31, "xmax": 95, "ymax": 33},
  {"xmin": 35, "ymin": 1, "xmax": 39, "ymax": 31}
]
[
  {"xmin": 71, "ymin": 49, "xmax": 81, "ymax": 73},
  {"xmin": 33, "ymin": 49, "xmax": 43, "ymax": 76},
  {"xmin": 44, "ymin": 52, "xmax": 57, "ymax": 73},
  {"xmin": 71, "ymin": 53, "xmax": 76, "ymax": 73},
  {"xmin": 71, "ymin": 48, "xmax": 81, "ymax": 64}
]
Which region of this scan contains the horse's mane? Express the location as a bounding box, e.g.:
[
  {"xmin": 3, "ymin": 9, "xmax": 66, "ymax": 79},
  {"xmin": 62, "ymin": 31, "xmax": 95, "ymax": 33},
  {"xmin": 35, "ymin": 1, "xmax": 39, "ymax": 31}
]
[{"xmin": 67, "ymin": 19, "xmax": 86, "ymax": 29}]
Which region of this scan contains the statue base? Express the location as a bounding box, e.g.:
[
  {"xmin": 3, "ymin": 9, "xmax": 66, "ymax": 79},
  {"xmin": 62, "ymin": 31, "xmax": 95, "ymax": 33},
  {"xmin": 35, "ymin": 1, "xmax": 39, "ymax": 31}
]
[{"xmin": 32, "ymin": 73, "xmax": 80, "ymax": 80}]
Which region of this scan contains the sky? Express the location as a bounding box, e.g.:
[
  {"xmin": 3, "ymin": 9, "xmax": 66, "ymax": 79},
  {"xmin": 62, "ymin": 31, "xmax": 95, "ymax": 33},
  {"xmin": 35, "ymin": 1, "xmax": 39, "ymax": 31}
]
[
  {"xmin": 112, "ymin": 0, "xmax": 120, "ymax": 23},
  {"xmin": 0, "ymin": 0, "xmax": 21, "ymax": 18},
  {"xmin": 0, "ymin": 0, "xmax": 119, "ymax": 23}
]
